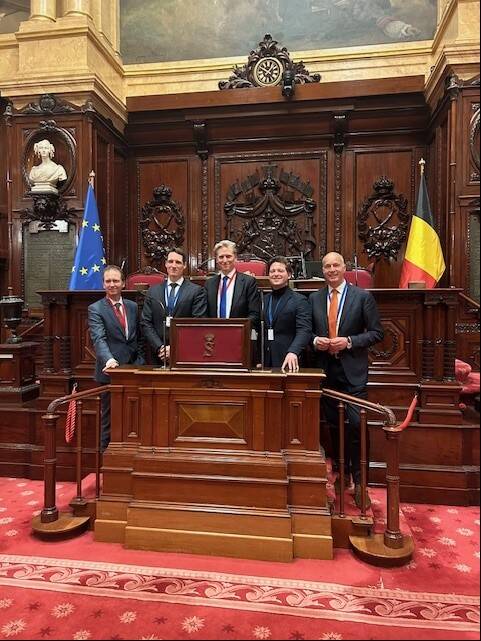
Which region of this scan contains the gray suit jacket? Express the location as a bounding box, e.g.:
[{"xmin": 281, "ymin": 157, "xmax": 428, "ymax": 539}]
[
  {"xmin": 88, "ymin": 297, "xmax": 144, "ymax": 384},
  {"xmin": 309, "ymin": 284, "xmax": 383, "ymax": 387}
]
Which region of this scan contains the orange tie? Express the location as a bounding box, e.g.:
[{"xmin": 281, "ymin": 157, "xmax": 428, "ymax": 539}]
[{"xmin": 328, "ymin": 289, "xmax": 338, "ymax": 338}]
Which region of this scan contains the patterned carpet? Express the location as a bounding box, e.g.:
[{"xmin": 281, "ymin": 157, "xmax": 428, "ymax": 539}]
[{"xmin": 0, "ymin": 477, "xmax": 479, "ymax": 640}]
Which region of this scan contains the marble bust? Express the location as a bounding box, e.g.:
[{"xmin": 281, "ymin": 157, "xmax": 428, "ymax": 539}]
[{"xmin": 29, "ymin": 139, "xmax": 67, "ymax": 194}]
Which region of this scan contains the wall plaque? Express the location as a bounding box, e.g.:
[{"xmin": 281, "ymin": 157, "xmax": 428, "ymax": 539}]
[{"xmin": 23, "ymin": 223, "xmax": 75, "ymax": 308}]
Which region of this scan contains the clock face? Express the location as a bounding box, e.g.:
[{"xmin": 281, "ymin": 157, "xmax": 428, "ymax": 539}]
[{"xmin": 252, "ymin": 57, "xmax": 283, "ymax": 87}]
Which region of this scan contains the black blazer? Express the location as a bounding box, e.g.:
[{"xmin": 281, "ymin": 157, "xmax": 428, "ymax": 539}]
[
  {"xmin": 88, "ymin": 297, "xmax": 144, "ymax": 384},
  {"xmin": 263, "ymin": 288, "xmax": 312, "ymax": 368},
  {"xmin": 141, "ymin": 279, "xmax": 207, "ymax": 355},
  {"xmin": 309, "ymin": 284, "xmax": 383, "ymax": 387},
  {"xmin": 205, "ymin": 272, "xmax": 261, "ymax": 330}
]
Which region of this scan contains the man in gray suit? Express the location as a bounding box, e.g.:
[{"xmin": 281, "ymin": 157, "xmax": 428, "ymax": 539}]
[
  {"xmin": 141, "ymin": 247, "xmax": 207, "ymax": 365},
  {"xmin": 88, "ymin": 265, "xmax": 144, "ymax": 451},
  {"xmin": 310, "ymin": 251, "xmax": 383, "ymax": 508}
]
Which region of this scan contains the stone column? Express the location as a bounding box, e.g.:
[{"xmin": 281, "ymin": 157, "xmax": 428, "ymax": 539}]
[
  {"xmin": 63, "ymin": 0, "xmax": 92, "ymax": 18},
  {"xmin": 30, "ymin": 0, "xmax": 56, "ymax": 22}
]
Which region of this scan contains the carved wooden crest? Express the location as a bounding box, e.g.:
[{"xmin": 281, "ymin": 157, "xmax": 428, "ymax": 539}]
[
  {"xmin": 224, "ymin": 165, "xmax": 317, "ymax": 260},
  {"xmin": 357, "ymin": 177, "xmax": 409, "ymax": 261},
  {"xmin": 140, "ymin": 186, "xmax": 185, "ymax": 264},
  {"xmin": 219, "ymin": 34, "xmax": 320, "ymax": 90},
  {"xmin": 21, "ymin": 193, "xmax": 75, "ymax": 230}
]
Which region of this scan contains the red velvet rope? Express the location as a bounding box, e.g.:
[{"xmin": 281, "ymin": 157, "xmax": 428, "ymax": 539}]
[{"xmin": 397, "ymin": 394, "xmax": 418, "ymax": 431}]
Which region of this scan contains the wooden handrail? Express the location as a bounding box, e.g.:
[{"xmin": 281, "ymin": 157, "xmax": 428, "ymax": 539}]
[
  {"xmin": 322, "ymin": 386, "xmax": 419, "ymax": 566},
  {"xmin": 46, "ymin": 384, "xmax": 111, "ymax": 415},
  {"xmin": 18, "ymin": 317, "xmax": 45, "ymax": 338},
  {"xmin": 458, "ymin": 291, "xmax": 480, "ymax": 312},
  {"xmin": 33, "ymin": 384, "xmax": 110, "ymax": 536},
  {"xmin": 322, "ymin": 387, "xmax": 397, "ymax": 426}
]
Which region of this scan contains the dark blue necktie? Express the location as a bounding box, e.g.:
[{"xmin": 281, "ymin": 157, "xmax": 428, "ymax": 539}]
[
  {"xmin": 167, "ymin": 282, "xmax": 178, "ymax": 316},
  {"xmin": 219, "ymin": 275, "xmax": 229, "ymax": 318}
]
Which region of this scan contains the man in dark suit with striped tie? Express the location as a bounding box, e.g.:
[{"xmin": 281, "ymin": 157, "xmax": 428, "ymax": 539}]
[
  {"xmin": 141, "ymin": 248, "xmax": 207, "ymax": 365},
  {"xmin": 88, "ymin": 265, "xmax": 144, "ymax": 451},
  {"xmin": 310, "ymin": 251, "xmax": 383, "ymax": 508},
  {"xmin": 205, "ymin": 240, "xmax": 261, "ymax": 331}
]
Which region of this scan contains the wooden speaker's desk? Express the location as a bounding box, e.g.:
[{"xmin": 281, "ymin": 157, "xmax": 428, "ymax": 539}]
[{"xmin": 95, "ymin": 365, "xmax": 332, "ymax": 561}]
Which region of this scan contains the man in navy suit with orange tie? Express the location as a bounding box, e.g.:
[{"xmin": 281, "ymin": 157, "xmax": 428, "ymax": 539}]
[
  {"xmin": 310, "ymin": 251, "xmax": 383, "ymax": 508},
  {"xmin": 88, "ymin": 265, "xmax": 144, "ymax": 451}
]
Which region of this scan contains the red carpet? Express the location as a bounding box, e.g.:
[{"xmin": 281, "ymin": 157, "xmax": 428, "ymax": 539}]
[{"xmin": 0, "ymin": 477, "xmax": 479, "ymax": 639}]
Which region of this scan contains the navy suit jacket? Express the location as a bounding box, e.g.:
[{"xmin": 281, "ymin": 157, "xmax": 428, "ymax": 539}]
[
  {"xmin": 205, "ymin": 272, "xmax": 261, "ymax": 330},
  {"xmin": 141, "ymin": 279, "xmax": 207, "ymax": 355},
  {"xmin": 88, "ymin": 297, "xmax": 144, "ymax": 384},
  {"xmin": 264, "ymin": 289, "xmax": 312, "ymax": 368},
  {"xmin": 309, "ymin": 284, "xmax": 383, "ymax": 387}
]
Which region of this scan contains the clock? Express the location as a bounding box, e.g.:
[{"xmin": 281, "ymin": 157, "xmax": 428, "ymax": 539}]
[{"xmin": 252, "ymin": 57, "xmax": 283, "ymax": 87}]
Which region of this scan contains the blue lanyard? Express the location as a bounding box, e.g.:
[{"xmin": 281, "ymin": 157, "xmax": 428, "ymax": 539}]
[
  {"xmin": 267, "ymin": 294, "xmax": 283, "ymax": 328},
  {"xmin": 329, "ymin": 285, "xmax": 348, "ymax": 323},
  {"xmin": 165, "ymin": 283, "xmax": 181, "ymax": 315}
]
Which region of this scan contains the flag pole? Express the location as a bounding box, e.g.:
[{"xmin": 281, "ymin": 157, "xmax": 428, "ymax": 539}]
[
  {"xmin": 419, "ymin": 158, "xmax": 425, "ymax": 175},
  {"xmin": 88, "ymin": 170, "xmax": 95, "ymax": 189}
]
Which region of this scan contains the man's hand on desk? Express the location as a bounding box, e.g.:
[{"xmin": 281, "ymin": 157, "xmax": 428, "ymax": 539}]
[
  {"xmin": 281, "ymin": 352, "xmax": 299, "ymax": 373},
  {"xmin": 103, "ymin": 358, "xmax": 119, "ymax": 372}
]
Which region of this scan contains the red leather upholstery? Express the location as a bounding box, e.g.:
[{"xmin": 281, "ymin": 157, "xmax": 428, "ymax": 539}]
[
  {"xmin": 345, "ymin": 269, "xmax": 373, "ymax": 288},
  {"xmin": 455, "ymin": 359, "xmax": 480, "ymax": 397},
  {"xmin": 126, "ymin": 270, "xmax": 166, "ymax": 290},
  {"xmin": 235, "ymin": 259, "xmax": 267, "ymax": 276}
]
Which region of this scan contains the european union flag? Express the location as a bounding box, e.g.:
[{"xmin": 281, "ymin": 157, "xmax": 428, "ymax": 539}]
[{"xmin": 69, "ymin": 184, "xmax": 106, "ymax": 290}]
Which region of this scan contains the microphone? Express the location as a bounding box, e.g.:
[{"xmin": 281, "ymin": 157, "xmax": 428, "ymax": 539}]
[
  {"xmin": 146, "ymin": 293, "xmax": 168, "ymax": 370},
  {"xmin": 353, "ymin": 252, "xmax": 358, "ymax": 286},
  {"xmin": 196, "ymin": 257, "xmax": 215, "ymax": 273},
  {"xmin": 300, "ymin": 251, "xmax": 307, "ymax": 279},
  {"xmin": 260, "ymin": 289, "xmax": 265, "ymax": 371}
]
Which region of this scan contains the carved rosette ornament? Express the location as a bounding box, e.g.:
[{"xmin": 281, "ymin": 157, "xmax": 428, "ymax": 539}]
[
  {"xmin": 357, "ymin": 177, "xmax": 409, "ymax": 261},
  {"xmin": 219, "ymin": 34, "xmax": 320, "ymax": 90},
  {"xmin": 140, "ymin": 186, "xmax": 185, "ymax": 265},
  {"xmin": 224, "ymin": 165, "xmax": 317, "ymax": 260}
]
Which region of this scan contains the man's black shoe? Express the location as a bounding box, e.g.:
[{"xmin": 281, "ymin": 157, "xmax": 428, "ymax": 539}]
[{"xmin": 354, "ymin": 484, "xmax": 371, "ymax": 510}]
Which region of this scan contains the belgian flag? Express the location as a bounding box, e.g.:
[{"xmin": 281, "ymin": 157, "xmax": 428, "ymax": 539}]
[{"xmin": 399, "ymin": 164, "xmax": 445, "ymax": 288}]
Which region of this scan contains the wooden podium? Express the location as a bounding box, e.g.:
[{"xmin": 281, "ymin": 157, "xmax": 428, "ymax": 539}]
[{"xmin": 94, "ymin": 363, "xmax": 330, "ymax": 561}]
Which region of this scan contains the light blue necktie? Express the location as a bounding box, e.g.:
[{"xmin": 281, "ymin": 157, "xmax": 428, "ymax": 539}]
[{"xmin": 219, "ymin": 275, "xmax": 229, "ymax": 318}]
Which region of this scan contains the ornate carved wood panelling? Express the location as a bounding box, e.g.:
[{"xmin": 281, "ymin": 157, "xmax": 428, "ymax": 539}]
[
  {"xmin": 357, "ymin": 176, "xmax": 409, "ymax": 262},
  {"xmin": 469, "ymin": 102, "xmax": 480, "ymax": 184},
  {"xmin": 135, "ymin": 159, "xmax": 191, "ymax": 270},
  {"xmin": 352, "ymin": 149, "xmax": 420, "ymax": 287},
  {"xmin": 224, "ymin": 164, "xmax": 317, "ymax": 260},
  {"xmin": 140, "ymin": 186, "xmax": 186, "ymax": 266},
  {"xmin": 215, "ymin": 152, "xmax": 327, "ymax": 260},
  {"xmin": 3, "ymin": 93, "xmax": 128, "ymax": 304}
]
